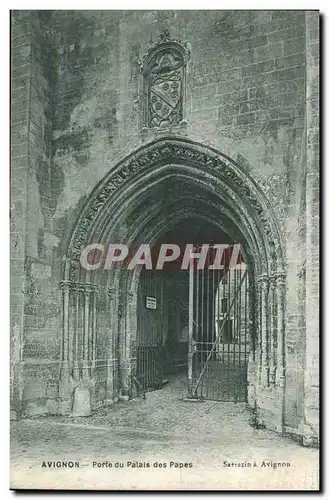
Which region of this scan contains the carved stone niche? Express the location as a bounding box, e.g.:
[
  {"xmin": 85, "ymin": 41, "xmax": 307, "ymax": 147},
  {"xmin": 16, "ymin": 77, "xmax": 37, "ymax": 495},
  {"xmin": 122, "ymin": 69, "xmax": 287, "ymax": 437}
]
[{"xmin": 143, "ymin": 34, "xmax": 190, "ymax": 129}]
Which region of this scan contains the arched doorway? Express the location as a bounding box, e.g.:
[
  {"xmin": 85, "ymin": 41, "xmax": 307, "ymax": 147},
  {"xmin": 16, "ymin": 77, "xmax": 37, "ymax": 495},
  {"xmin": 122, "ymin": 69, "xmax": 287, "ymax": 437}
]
[{"xmin": 60, "ymin": 137, "xmax": 286, "ymax": 433}]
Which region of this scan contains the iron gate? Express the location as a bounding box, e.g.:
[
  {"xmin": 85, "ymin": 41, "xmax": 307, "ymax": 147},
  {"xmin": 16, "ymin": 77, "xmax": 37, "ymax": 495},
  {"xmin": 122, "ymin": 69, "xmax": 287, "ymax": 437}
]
[
  {"xmin": 188, "ymin": 252, "xmax": 249, "ymax": 402},
  {"xmin": 136, "ymin": 269, "xmax": 164, "ymax": 392}
]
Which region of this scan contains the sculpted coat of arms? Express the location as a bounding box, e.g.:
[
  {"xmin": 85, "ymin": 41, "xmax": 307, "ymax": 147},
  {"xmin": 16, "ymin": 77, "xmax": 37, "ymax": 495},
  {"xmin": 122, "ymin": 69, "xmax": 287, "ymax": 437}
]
[
  {"xmin": 148, "ymin": 50, "xmax": 184, "ymax": 127},
  {"xmin": 142, "ymin": 31, "xmax": 190, "ymax": 129}
]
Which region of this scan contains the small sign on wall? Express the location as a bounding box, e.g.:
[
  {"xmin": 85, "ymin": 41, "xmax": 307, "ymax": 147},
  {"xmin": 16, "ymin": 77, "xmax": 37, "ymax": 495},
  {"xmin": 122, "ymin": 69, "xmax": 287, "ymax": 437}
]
[{"xmin": 146, "ymin": 296, "xmax": 157, "ymax": 310}]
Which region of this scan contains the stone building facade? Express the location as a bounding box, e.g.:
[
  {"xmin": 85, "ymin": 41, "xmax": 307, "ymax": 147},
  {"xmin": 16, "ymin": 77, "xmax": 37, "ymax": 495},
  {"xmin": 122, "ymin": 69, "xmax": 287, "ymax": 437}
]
[{"xmin": 10, "ymin": 10, "xmax": 319, "ymax": 446}]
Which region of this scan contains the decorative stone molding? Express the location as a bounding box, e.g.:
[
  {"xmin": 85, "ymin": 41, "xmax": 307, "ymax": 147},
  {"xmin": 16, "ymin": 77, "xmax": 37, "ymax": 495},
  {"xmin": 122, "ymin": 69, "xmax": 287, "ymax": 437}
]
[
  {"xmin": 59, "ymin": 280, "xmax": 98, "ymax": 381},
  {"xmin": 70, "ymin": 283, "xmax": 85, "ymax": 295},
  {"xmin": 67, "ymin": 139, "xmax": 283, "ymax": 272},
  {"xmin": 254, "ymin": 271, "xmax": 286, "ymax": 391},
  {"xmin": 256, "ymin": 274, "xmax": 269, "ymax": 286},
  {"xmin": 107, "ymin": 287, "xmax": 118, "ymax": 301},
  {"xmin": 273, "ymin": 270, "xmax": 286, "ymax": 288},
  {"xmin": 60, "ymin": 280, "xmax": 98, "ymax": 292}
]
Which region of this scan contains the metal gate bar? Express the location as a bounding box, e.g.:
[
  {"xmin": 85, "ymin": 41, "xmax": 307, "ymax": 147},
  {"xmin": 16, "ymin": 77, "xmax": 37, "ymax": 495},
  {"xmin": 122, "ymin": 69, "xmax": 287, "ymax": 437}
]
[
  {"xmin": 188, "ymin": 246, "xmax": 250, "ymax": 402},
  {"xmin": 192, "ymin": 269, "xmax": 247, "ymax": 396},
  {"xmin": 136, "ymin": 270, "xmax": 164, "ymax": 392}
]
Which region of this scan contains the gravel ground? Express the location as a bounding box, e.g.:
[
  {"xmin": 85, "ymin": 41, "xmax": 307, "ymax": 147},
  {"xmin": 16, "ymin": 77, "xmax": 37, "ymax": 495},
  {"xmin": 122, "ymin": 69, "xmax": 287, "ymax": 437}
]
[{"xmin": 11, "ymin": 374, "xmax": 319, "ymax": 491}]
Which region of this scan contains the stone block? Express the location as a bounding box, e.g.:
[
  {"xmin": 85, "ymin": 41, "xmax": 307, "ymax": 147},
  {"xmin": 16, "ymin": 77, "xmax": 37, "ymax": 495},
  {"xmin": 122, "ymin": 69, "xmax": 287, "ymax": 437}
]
[
  {"xmin": 284, "ymin": 38, "xmax": 306, "ymax": 56},
  {"xmin": 10, "ymin": 410, "xmax": 18, "ymax": 421},
  {"xmin": 45, "ymin": 399, "xmax": 58, "ymax": 414},
  {"xmin": 23, "ymin": 379, "xmax": 47, "ymax": 400},
  {"xmin": 24, "ymin": 401, "xmax": 48, "ymax": 417},
  {"xmin": 31, "ymin": 262, "xmax": 52, "ymax": 279},
  {"xmin": 71, "ymin": 387, "xmax": 91, "ymax": 417}
]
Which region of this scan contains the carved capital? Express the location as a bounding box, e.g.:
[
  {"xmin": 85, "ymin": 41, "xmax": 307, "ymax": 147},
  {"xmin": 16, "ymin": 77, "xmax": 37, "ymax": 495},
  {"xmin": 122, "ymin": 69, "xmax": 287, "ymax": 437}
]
[
  {"xmin": 273, "ymin": 271, "xmax": 286, "ymax": 288},
  {"xmin": 257, "ymin": 274, "xmax": 269, "ymax": 290},
  {"xmin": 60, "ymin": 280, "xmax": 72, "ymax": 291},
  {"xmin": 84, "ymin": 283, "xmax": 96, "ymax": 294},
  {"xmin": 107, "ymin": 287, "xmax": 118, "ymax": 301},
  {"xmin": 268, "ymin": 273, "xmax": 277, "ymax": 284},
  {"xmin": 118, "ymin": 302, "xmax": 124, "ymax": 319},
  {"xmin": 128, "ymin": 291, "xmax": 135, "ymax": 306},
  {"xmin": 70, "ymin": 285, "xmax": 79, "ymax": 295},
  {"xmin": 71, "ymin": 283, "xmax": 83, "ymax": 295},
  {"xmin": 68, "ymin": 282, "xmax": 98, "ymax": 295}
]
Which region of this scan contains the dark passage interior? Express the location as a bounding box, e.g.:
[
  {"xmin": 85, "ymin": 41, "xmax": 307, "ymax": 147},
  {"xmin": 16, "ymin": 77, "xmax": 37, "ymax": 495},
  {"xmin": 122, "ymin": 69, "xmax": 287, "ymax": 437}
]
[{"xmin": 136, "ymin": 218, "xmax": 250, "ymax": 402}]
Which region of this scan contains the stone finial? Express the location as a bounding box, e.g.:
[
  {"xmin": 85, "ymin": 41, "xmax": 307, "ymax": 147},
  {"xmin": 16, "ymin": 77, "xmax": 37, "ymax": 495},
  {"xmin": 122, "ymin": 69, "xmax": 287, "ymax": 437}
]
[{"xmin": 159, "ymin": 28, "xmax": 170, "ymax": 42}]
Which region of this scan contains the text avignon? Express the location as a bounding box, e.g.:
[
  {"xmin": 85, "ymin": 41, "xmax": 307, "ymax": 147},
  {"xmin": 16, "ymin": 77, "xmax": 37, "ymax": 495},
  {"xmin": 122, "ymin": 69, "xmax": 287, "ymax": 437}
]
[
  {"xmin": 41, "ymin": 461, "xmax": 80, "ymax": 468},
  {"xmin": 223, "ymin": 461, "xmax": 291, "ymax": 469}
]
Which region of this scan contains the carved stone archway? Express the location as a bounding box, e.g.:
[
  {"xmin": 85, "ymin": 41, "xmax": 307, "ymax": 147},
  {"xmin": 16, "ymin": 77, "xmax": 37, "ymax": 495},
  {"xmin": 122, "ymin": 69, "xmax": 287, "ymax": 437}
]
[{"xmin": 60, "ymin": 137, "xmax": 286, "ymax": 432}]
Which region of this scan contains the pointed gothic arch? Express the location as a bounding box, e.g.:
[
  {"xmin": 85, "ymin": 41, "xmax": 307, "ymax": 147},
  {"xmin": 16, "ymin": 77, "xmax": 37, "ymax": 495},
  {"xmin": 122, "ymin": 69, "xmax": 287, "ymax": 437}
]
[{"xmin": 59, "ymin": 137, "xmax": 286, "ymax": 432}]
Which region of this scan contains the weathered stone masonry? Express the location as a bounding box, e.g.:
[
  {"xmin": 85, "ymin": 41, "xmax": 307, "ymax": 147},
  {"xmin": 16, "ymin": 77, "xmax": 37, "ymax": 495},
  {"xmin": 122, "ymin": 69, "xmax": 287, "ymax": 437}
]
[{"xmin": 10, "ymin": 10, "xmax": 319, "ymax": 447}]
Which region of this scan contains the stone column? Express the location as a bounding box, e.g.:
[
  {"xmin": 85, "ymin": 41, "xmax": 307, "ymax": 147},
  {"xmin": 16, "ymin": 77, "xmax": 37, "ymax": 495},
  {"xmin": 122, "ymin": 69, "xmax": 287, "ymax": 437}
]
[
  {"xmin": 60, "ymin": 280, "xmax": 71, "ymax": 364},
  {"xmin": 107, "ymin": 287, "xmax": 118, "ymax": 402},
  {"xmin": 118, "ymin": 295, "xmax": 130, "ymax": 400},
  {"xmin": 274, "ymin": 271, "xmax": 286, "ymax": 432},
  {"xmin": 247, "ymin": 284, "xmax": 257, "ymax": 408},
  {"xmin": 127, "ymin": 290, "xmax": 137, "ymax": 396},
  {"xmin": 91, "ymin": 289, "xmax": 97, "ymax": 372},
  {"xmin": 72, "ymin": 284, "xmax": 81, "ymax": 380},
  {"xmin": 258, "ymin": 274, "xmax": 270, "ymax": 387},
  {"xmin": 269, "ymin": 275, "xmax": 277, "ymax": 386},
  {"xmin": 275, "ymin": 272, "xmax": 286, "ymax": 387},
  {"xmin": 59, "ymin": 279, "xmax": 72, "ymax": 414},
  {"xmin": 256, "ymin": 281, "xmax": 262, "ymax": 384},
  {"xmin": 248, "ymin": 284, "xmax": 257, "ymax": 360},
  {"xmin": 82, "ymin": 285, "xmax": 91, "ymax": 378}
]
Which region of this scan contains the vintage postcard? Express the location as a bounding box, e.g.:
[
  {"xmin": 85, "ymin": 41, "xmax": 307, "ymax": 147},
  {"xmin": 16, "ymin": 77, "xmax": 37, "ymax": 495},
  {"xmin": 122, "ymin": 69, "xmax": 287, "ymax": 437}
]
[{"xmin": 10, "ymin": 9, "xmax": 320, "ymax": 490}]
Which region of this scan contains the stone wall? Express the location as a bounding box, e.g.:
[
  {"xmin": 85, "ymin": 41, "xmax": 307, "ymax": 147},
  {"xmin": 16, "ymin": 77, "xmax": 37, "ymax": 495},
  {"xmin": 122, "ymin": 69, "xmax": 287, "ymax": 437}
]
[
  {"xmin": 10, "ymin": 10, "xmax": 319, "ymax": 444},
  {"xmin": 50, "ymin": 10, "xmax": 307, "ymax": 218},
  {"xmin": 303, "ymin": 11, "xmax": 319, "ymax": 446},
  {"xmin": 11, "ymin": 10, "xmax": 31, "ymax": 417},
  {"xmin": 11, "ymin": 11, "xmax": 62, "ymax": 417}
]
